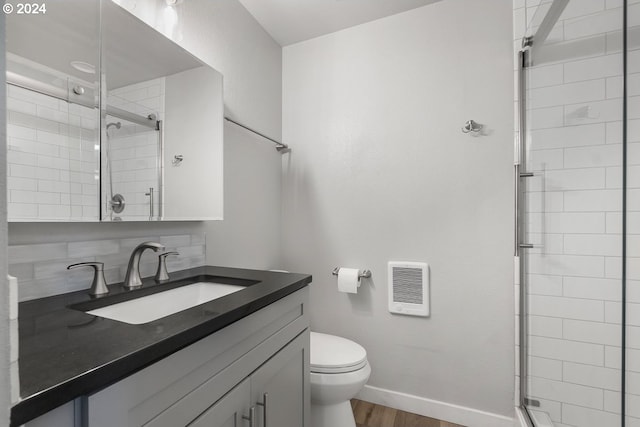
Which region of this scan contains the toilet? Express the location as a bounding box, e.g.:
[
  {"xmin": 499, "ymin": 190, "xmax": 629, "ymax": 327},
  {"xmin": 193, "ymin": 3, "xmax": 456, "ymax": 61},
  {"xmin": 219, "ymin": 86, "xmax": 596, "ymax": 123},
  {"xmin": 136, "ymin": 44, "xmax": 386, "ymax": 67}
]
[{"xmin": 310, "ymin": 332, "xmax": 371, "ymax": 427}]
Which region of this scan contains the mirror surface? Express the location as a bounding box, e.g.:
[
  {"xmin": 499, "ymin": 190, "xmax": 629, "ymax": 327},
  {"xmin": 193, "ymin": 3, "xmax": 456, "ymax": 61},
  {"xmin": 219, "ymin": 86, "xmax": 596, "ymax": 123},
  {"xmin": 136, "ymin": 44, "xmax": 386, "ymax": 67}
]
[{"xmin": 5, "ymin": 0, "xmax": 224, "ymax": 221}]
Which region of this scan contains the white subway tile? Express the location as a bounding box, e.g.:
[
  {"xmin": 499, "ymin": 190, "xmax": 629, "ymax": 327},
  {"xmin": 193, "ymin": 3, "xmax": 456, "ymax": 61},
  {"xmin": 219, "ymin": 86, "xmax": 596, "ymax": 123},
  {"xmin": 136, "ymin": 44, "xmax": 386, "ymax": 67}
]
[
  {"xmin": 8, "ymin": 164, "xmax": 36, "ymax": 179},
  {"xmin": 529, "ymin": 356, "xmax": 563, "ymax": 380},
  {"xmin": 8, "ymin": 177, "xmax": 37, "ymax": 192},
  {"xmin": 68, "ymin": 240, "xmax": 120, "ymax": 258},
  {"xmin": 563, "ymin": 362, "xmax": 620, "ymax": 391},
  {"xmin": 529, "ymin": 107, "xmax": 564, "ymax": 130},
  {"xmin": 562, "ymin": 0, "xmax": 606, "ymax": 19},
  {"xmin": 565, "ymin": 99, "xmax": 622, "ymax": 126},
  {"xmin": 7, "ymin": 96, "xmax": 37, "ymax": 115},
  {"xmin": 528, "ymin": 274, "xmax": 563, "ymax": 296},
  {"xmin": 630, "ymin": 143, "xmax": 640, "ymax": 166},
  {"xmin": 529, "ymin": 376, "xmax": 603, "ymax": 409},
  {"xmin": 526, "ymin": 191, "xmax": 563, "ymax": 212},
  {"xmin": 564, "ymin": 319, "xmax": 621, "ymax": 345},
  {"xmin": 565, "ymin": 8, "xmax": 622, "ymax": 40},
  {"xmin": 629, "ymin": 119, "xmax": 640, "ymax": 143},
  {"xmin": 38, "ymin": 204, "xmax": 71, "ymax": 219},
  {"xmin": 37, "ymin": 105, "xmax": 68, "ymax": 123},
  {"xmin": 605, "ymin": 300, "xmax": 621, "ymax": 323},
  {"xmin": 564, "ymin": 144, "xmax": 622, "ymax": 169},
  {"xmin": 605, "ymin": 390, "xmax": 621, "ymax": 413},
  {"xmin": 606, "ymin": 121, "xmax": 622, "ymax": 144},
  {"xmin": 37, "ymin": 180, "xmax": 69, "ymax": 193},
  {"xmin": 527, "ymin": 149, "xmax": 564, "ymax": 170},
  {"xmin": 528, "ymin": 212, "xmax": 605, "ymax": 234},
  {"xmin": 630, "ymin": 326, "xmax": 640, "ymax": 350},
  {"xmin": 564, "ymin": 189, "xmax": 621, "ymax": 212},
  {"xmin": 36, "ymin": 130, "xmax": 66, "ymax": 146},
  {"xmin": 564, "ymin": 234, "xmax": 621, "ymax": 256},
  {"xmin": 35, "ymin": 167, "xmax": 59, "ymax": 181},
  {"xmin": 545, "ymin": 168, "xmax": 606, "ymax": 191},
  {"xmin": 629, "ymin": 397, "xmax": 640, "ymax": 421},
  {"xmin": 529, "ymin": 81, "xmax": 605, "ymax": 109},
  {"xmin": 563, "ymin": 277, "xmax": 621, "ymax": 301},
  {"xmin": 605, "ymin": 256, "xmax": 622, "ymax": 278},
  {"xmin": 531, "ymin": 315, "xmax": 563, "ymax": 338},
  {"xmin": 607, "ymin": 76, "xmax": 623, "ymax": 98},
  {"xmin": 564, "ymin": 53, "xmax": 622, "ymax": 83},
  {"xmin": 562, "ymin": 404, "xmax": 620, "ymax": 427},
  {"xmin": 7, "ymin": 123, "xmax": 36, "ymax": 140},
  {"xmin": 9, "ymin": 243, "xmax": 68, "ymax": 263},
  {"xmin": 526, "ymin": 233, "xmax": 564, "ymax": 254},
  {"xmin": 629, "ymin": 302, "xmax": 640, "ymax": 326},
  {"xmin": 631, "ymin": 258, "xmax": 640, "ymax": 281},
  {"xmin": 605, "ymin": 345, "xmax": 622, "ymax": 369},
  {"xmin": 7, "ymin": 150, "xmax": 37, "ymax": 166},
  {"xmin": 529, "ymin": 294, "xmax": 604, "ymax": 321},
  {"xmin": 630, "ymin": 73, "xmax": 640, "ymax": 97},
  {"xmin": 529, "ymin": 64, "xmax": 564, "ymax": 88},
  {"xmin": 8, "ymin": 203, "xmax": 38, "ymax": 218}
]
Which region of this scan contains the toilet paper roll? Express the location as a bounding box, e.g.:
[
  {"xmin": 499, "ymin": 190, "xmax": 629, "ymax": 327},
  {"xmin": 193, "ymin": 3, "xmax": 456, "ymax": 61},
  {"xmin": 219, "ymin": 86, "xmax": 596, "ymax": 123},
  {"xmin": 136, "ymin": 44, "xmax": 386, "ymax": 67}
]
[{"xmin": 338, "ymin": 268, "xmax": 361, "ymax": 294}]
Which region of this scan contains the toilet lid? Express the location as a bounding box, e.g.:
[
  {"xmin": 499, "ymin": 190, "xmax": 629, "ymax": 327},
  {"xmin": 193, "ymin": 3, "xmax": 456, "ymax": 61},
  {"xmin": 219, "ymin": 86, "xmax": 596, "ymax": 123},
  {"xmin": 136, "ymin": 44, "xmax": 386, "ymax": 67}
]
[{"xmin": 310, "ymin": 332, "xmax": 368, "ymax": 374}]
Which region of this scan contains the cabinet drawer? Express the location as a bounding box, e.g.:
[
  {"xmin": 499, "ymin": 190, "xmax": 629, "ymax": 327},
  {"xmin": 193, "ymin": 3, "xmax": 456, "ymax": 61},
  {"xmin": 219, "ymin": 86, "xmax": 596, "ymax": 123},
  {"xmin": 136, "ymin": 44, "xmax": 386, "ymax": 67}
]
[{"xmin": 87, "ymin": 288, "xmax": 309, "ymax": 427}]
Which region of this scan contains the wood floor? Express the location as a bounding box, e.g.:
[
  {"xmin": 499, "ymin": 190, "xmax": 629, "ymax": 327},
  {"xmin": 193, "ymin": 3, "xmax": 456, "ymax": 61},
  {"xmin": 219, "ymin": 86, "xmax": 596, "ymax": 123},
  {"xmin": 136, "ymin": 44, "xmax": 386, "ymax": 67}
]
[{"xmin": 351, "ymin": 399, "xmax": 465, "ymax": 427}]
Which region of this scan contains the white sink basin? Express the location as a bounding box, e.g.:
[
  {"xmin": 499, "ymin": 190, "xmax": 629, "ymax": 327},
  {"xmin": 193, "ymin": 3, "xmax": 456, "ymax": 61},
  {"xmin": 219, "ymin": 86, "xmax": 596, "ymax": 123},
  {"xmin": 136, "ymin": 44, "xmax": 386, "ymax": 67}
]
[{"xmin": 86, "ymin": 282, "xmax": 245, "ymax": 324}]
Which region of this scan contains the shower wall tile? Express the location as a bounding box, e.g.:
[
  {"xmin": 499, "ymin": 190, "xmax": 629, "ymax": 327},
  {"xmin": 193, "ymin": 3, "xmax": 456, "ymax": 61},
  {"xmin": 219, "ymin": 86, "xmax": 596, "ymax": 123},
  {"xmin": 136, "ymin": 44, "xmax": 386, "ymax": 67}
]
[
  {"xmin": 514, "ymin": 0, "xmax": 640, "ymax": 421},
  {"xmin": 563, "ymin": 319, "xmax": 621, "ymax": 346},
  {"xmin": 529, "ymin": 294, "xmax": 604, "ymax": 321},
  {"xmin": 529, "ymin": 377, "xmax": 604, "ymax": 409},
  {"xmin": 8, "ymin": 233, "xmax": 206, "ymax": 301},
  {"xmin": 564, "ymin": 189, "xmax": 621, "ymax": 212},
  {"xmin": 561, "ymin": 404, "xmax": 620, "ymax": 427},
  {"xmin": 6, "ymin": 84, "xmax": 98, "ymax": 221},
  {"xmin": 563, "ymin": 277, "xmax": 622, "ymax": 301}
]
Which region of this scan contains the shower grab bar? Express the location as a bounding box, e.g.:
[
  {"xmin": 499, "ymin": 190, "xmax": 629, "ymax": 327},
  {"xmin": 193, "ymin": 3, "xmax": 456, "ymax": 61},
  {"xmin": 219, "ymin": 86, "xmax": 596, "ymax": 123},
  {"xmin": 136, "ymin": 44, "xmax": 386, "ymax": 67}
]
[
  {"xmin": 6, "ymin": 71, "xmax": 158, "ymax": 129},
  {"xmin": 225, "ymin": 117, "xmax": 290, "ymax": 153}
]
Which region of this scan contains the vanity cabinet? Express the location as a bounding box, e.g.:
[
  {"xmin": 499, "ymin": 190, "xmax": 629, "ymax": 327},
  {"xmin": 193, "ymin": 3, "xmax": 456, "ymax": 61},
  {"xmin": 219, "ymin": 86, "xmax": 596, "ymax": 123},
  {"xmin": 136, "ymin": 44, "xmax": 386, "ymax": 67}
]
[{"xmin": 25, "ymin": 288, "xmax": 309, "ymax": 427}]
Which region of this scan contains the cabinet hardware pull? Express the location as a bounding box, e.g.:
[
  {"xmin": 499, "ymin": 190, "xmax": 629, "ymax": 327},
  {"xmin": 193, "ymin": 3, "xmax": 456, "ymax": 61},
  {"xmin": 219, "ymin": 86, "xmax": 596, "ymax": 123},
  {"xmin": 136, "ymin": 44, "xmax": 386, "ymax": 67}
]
[
  {"xmin": 242, "ymin": 406, "xmax": 256, "ymax": 427},
  {"xmin": 256, "ymin": 393, "xmax": 268, "ymax": 427}
]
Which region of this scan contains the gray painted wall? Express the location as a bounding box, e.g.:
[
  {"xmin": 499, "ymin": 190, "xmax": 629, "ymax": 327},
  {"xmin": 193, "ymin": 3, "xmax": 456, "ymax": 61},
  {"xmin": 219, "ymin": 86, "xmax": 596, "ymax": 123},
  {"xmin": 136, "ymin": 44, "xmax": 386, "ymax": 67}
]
[{"xmin": 282, "ymin": 0, "xmax": 515, "ymax": 417}]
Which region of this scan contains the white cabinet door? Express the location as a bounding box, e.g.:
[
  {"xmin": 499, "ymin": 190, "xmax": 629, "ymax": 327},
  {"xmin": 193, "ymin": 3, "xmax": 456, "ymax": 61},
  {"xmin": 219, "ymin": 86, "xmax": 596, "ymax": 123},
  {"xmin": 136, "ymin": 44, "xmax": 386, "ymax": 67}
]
[
  {"xmin": 188, "ymin": 379, "xmax": 250, "ymax": 427},
  {"xmin": 251, "ymin": 330, "xmax": 310, "ymax": 427}
]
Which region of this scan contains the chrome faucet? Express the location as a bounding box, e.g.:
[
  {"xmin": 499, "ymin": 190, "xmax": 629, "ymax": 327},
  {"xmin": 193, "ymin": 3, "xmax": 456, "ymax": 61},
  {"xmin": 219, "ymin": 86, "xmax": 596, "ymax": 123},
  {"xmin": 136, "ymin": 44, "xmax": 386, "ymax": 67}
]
[{"xmin": 123, "ymin": 242, "xmax": 165, "ymax": 289}]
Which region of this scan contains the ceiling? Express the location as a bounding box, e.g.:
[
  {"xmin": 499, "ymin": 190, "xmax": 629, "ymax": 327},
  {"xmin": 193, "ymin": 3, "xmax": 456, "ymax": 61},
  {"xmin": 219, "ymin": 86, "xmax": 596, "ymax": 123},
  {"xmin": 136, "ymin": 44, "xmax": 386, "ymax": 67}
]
[{"xmin": 237, "ymin": 0, "xmax": 443, "ymax": 46}]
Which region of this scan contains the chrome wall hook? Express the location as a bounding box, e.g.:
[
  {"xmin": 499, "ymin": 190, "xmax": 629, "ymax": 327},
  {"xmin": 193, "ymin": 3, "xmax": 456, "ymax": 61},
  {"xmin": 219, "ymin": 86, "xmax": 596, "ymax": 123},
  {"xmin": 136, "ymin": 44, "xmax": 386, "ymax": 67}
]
[
  {"xmin": 461, "ymin": 119, "xmax": 483, "ymax": 134},
  {"xmin": 172, "ymin": 154, "xmax": 184, "ymax": 166}
]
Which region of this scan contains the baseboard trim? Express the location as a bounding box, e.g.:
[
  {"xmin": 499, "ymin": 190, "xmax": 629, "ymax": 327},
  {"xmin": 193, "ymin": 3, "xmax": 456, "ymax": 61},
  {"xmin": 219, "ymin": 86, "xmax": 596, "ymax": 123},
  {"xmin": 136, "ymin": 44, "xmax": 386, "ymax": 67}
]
[{"xmin": 356, "ymin": 385, "xmax": 516, "ymax": 427}]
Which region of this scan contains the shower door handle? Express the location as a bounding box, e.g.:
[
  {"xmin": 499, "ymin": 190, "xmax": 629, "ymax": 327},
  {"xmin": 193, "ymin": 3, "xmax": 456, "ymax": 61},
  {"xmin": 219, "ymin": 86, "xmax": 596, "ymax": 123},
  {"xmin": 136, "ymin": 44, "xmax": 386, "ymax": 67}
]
[{"xmin": 145, "ymin": 187, "xmax": 154, "ymax": 220}]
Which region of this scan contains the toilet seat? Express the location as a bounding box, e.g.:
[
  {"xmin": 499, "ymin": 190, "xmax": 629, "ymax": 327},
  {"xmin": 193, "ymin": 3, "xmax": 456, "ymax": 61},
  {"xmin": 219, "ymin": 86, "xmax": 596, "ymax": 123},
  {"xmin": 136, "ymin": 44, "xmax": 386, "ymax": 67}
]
[{"xmin": 310, "ymin": 332, "xmax": 368, "ymax": 374}]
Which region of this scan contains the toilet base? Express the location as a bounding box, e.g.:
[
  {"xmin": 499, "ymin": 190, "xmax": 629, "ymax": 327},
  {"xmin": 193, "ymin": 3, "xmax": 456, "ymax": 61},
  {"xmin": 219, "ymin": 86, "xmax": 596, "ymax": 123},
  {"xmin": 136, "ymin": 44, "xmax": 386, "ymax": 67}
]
[{"xmin": 311, "ymin": 401, "xmax": 356, "ymax": 427}]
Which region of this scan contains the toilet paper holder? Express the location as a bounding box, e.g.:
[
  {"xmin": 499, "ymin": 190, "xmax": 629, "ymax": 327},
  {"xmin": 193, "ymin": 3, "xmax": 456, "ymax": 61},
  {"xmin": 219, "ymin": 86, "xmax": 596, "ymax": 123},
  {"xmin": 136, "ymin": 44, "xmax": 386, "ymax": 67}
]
[{"xmin": 332, "ymin": 267, "xmax": 372, "ymax": 279}]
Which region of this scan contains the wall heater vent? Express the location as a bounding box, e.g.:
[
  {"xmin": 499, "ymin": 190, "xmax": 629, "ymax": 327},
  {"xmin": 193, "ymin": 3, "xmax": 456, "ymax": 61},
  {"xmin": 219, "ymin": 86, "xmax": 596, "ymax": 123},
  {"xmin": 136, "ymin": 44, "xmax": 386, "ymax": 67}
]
[{"xmin": 388, "ymin": 261, "xmax": 429, "ymax": 317}]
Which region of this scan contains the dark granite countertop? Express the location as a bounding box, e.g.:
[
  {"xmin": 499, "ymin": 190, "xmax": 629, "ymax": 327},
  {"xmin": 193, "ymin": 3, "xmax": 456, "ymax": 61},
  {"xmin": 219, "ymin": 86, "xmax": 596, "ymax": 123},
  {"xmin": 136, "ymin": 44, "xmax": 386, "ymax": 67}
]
[{"xmin": 10, "ymin": 265, "xmax": 312, "ymax": 426}]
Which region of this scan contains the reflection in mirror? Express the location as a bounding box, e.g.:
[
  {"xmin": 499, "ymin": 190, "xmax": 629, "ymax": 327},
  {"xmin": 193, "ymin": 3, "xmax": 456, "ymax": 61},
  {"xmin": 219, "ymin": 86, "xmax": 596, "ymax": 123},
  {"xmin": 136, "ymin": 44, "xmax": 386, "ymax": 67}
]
[
  {"xmin": 5, "ymin": 0, "xmax": 224, "ymax": 222},
  {"xmin": 5, "ymin": 0, "xmax": 100, "ymax": 221},
  {"xmin": 101, "ymin": 0, "xmax": 223, "ymax": 221}
]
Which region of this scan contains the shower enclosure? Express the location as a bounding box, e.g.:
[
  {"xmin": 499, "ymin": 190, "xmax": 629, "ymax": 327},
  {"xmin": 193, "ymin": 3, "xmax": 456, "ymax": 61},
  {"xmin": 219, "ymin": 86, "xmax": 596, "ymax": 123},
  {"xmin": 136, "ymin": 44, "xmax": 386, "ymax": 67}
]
[{"xmin": 517, "ymin": 1, "xmax": 638, "ymax": 426}]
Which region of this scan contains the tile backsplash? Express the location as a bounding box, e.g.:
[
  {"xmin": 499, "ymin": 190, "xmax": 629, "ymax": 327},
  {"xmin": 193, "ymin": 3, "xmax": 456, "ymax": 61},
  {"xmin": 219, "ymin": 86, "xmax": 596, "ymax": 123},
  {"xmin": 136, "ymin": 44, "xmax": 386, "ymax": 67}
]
[{"xmin": 9, "ymin": 233, "xmax": 206, "ymax": 301}]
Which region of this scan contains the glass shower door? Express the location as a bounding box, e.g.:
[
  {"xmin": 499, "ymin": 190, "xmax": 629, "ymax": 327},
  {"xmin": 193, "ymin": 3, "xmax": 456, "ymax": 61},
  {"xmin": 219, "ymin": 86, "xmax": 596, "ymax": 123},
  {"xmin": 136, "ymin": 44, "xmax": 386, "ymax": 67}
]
[{"xmin": 519, "ymin": 1, "xmax": 626, "ymax": 426}]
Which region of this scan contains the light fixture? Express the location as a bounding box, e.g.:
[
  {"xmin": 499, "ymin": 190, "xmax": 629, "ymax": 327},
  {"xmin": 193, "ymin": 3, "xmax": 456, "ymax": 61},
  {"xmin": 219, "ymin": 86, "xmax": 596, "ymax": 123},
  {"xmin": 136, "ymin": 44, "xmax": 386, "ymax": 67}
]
[{"xmin": 70, "ymin": 61, "xmax": 95, "ymax": 74}]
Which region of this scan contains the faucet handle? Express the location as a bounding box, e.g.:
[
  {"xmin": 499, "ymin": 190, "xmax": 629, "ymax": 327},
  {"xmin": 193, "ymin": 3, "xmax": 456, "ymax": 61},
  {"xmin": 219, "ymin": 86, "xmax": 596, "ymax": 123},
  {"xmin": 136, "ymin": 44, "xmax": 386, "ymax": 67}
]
[
  {"xmin": 155, "ymin": 252, "xmax": 179, "ymax": 283},
  {"xmin": 67, "ymin": 262, "xmax": 109, "ymax": 297}
]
